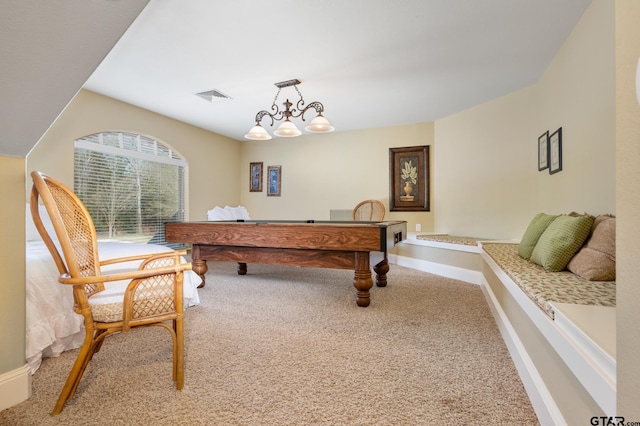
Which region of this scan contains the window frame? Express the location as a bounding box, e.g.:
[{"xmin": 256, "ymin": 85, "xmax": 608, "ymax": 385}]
[{"xmin": 73, "ymin": 131, "xmax": 187, "ymax": 247}]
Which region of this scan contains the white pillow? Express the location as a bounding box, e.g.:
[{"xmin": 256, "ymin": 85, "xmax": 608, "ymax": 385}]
[
  {"xmin": 207, "ymin": 205, "xmax": 251, "ymax": 221},
  {"xmin": 207, "ymin": 206, "xmax": 232, "ymax": 221},
  {"xmin": 225, "ymin": 205, "xmax": 251, "ymax": 220}
]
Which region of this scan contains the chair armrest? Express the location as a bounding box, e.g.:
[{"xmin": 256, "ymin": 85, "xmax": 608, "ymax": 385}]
[
  {"xmin": 99, "ymin": 250, "xmax": 187, "ymax": 267},
  {"xmin": 58, "ymin": 261, "xmax": 192, "ymax": 286}
]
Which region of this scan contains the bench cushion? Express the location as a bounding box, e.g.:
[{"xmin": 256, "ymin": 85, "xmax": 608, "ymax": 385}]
[
  {"xmin": 415, "ymin": 234, "xmax": 488, "ymax": 246},
  {"xmin": 482, "ymin": 242, "xmax": 616, "ymax": 319}
]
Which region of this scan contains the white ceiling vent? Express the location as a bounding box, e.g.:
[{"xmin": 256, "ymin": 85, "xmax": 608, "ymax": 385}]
[{"xmin": 196, "ymin": 89, "xmax": 232, "ymax": 102}]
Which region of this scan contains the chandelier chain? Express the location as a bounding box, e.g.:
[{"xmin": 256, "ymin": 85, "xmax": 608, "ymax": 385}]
[
  {"xmin": 271, "ymin": 88, "xmax": 282, "ymax": 108},
  {"xmin": 294, "ymin": 85, "xmax": 304, "ymax": 103}
]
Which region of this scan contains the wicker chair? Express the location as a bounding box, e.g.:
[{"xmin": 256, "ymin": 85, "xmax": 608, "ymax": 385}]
[
  {"xmin": 352, "ymin": 199, "xmax": 385, "ymax": 221},
  {"xmin": 30, "ymin": 171, "xmax": 192, "ymax": 415}
]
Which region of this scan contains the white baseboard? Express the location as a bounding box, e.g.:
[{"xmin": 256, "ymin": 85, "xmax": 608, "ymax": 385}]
[
  {"xmin": 479, "ymin": 276, "xmax": 566, "ymax": 426},
  {"xmin": 0, "ymin": 364, "xmax": 31, "ymax": 411},
  {"xmin": 390, "ymin": 253, "xmax": 484, "ymax": 285}
]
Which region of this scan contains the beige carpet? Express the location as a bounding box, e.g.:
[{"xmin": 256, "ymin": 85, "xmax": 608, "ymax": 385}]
[{"xmin": 1, "ymin": 262, "xmax": 538, "ymax": 425}]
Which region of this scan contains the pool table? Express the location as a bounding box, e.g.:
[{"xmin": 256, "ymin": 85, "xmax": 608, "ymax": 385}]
[{"xmin": 165, "ymin": 220, "xmax": 407, "ymax": 307}]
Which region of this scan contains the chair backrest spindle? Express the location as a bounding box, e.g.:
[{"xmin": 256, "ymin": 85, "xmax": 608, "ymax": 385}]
[
  {"xmin": 352, "ymin": 199, "xmax": 385, "ymax": 221},
  {"xmin": 30, "ymin": 171, "xmax": 104, "ymax": 300}
]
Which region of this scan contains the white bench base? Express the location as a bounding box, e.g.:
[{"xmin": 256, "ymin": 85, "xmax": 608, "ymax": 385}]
[{"xmin": 480, "ymin": 246, "xmax": 616, "ymax": 424}]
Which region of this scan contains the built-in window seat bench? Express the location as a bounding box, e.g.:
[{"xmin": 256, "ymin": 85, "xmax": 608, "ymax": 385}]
[
  {"xmin": 480, "ymin": 241, "xmax": 616, "ymax": 424},
  {"xmin": 390, "ymin": 233, "xmax": 489, "ymax": 285},
  {"xmin": 390, "ymin": 229, "xmax": 617, "ymax": 424}
]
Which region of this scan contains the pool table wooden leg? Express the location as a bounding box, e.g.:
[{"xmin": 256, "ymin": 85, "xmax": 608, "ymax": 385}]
[
  {"xmin": 237, "ymin": 262, "xmax": 247, "ymax": 275},
  {"xmin": 373, "ymin": 256, "xmax": 389, "ymax": 287},
  {"xmin": 353, "ymin": 252, "xmax": 373, "ymax": 307},
  {"xmin": 192, "ymin": 259, "xmax": 208, "ymax": 288}
]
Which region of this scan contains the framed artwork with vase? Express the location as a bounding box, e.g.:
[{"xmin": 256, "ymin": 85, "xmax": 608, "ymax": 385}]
[{"xmin": 389, "ymin": 145, "xmax": 430, "ymax": 211}]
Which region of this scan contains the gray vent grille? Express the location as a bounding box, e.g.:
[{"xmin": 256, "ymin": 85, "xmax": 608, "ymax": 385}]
[{"xmin": 196, "ymin": 89, "xmax": 232, "ymax": 102}]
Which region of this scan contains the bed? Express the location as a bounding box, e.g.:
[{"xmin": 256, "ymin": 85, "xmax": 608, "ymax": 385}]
[{"xmin": 26, "ymin": 205, "xmax": 201, "ymax": 374}]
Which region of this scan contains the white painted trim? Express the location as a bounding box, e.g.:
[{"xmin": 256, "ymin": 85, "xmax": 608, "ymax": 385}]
[
  {"xmin": 480, "ymin": 246, "xmax": 616, "ymax": 416},
  {"xmin": 405, "ymin": 233, "xmax": 484, "ymax": 253},
  {"xmin": 0, "ymin": 364, "xmax": 31, "ymax": 411},
  {"xmin": 390, "ymin": 253, "xmax": 483, "ymax": 285},
  {"xmin": 480, "ymin": 276, "xmax": 566, "ymax": 426},
  {"xmin": 551, "ymin": 303, "xmax": 616, "ymax": 381}
]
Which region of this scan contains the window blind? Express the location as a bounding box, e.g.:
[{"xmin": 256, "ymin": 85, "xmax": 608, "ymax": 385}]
[{"xmin": 74, "ymin": 132, "xmax": 186, "ymax": 248}]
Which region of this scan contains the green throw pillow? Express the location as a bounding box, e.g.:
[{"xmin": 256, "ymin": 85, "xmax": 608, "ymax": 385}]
[
  {"xmin": 518, "ymin": 213, "xmax": 559, "ymax": 260},
  {"xmin": 530, "ymin": 214, "xmax": 595, "ymax": 272}
]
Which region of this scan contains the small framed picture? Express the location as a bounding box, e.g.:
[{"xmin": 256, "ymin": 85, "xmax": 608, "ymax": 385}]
[
  {"xmin": 538, "ymin": 131, "xmax": 549, "ymax": 171},
  {"xmin": 549, "ymin": 128, "xmax": 562, "ymax": 175},
  {"xmin": 249, "ymin": 162, "xmax": 263, "ymax": 192},
  {"xmin": 267, "ymin": 165, "xmax": 281, "ymax": 197}
]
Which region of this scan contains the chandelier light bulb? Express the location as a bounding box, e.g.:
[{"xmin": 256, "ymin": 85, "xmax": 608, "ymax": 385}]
[
  {"xmin": 273, "ymin": 119, "xmax": 302, "ymax": 137},
  {"xmin": 305, "ymin": 114, "xmax": 335, "ymax": 133},
  {"xmin": 244, "ymin": 124, "xmax": 272, "ymax": 140}
]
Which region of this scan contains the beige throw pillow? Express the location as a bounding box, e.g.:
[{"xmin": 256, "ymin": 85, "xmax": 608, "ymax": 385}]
[{"xmin": 567, "ymin": 215, "xmax": 616, "ymax": 281}]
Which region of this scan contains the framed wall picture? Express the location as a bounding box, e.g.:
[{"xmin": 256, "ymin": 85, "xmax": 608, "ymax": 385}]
[
  {"xmin": 249, "ymin": 162, "xmax": 263, "ymax": 192},
  {"xmin": 389, "ymin": 145, "xmax": 430, "ymax": 212},
  {"xmin": 267, "ymin": 165, "xmax": 281, "ymax": 196},
  {"xmin": 538, "ymin": 131, "xmax": 549, "ymax": 171},
  {"xmin": 549, "ymin": 127, "xmax": 562, "ymax": 174}
]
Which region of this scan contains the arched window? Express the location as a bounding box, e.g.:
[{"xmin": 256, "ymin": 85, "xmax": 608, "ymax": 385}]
[{"xmin": 74, "ymin": 131, "xmax": 187, "ymax": 247}]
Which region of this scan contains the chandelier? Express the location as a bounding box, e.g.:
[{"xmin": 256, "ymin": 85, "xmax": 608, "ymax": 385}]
[{"xmin": 244, "ymin": 79, "xmax": 334, "ymax": 140}]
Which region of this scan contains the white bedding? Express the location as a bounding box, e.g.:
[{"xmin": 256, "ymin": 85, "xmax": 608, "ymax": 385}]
[
  {"xmin": 207, "ymin": 205, "xmax": 251, "ymax": 221},
  {"xmin": 26, "ymin": 240, "xmax": 201, "ymax": 374}
]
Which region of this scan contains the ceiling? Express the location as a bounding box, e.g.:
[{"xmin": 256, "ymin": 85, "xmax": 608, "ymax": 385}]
[
  {"xmin": 3, "ymin": 1, "xmax": 593, "ymax": 157},
  {"xmin": 83, "ymin": 0, "xmax": 592, "ymax": 141},
  {"xmin": 1, "ymin": 0, "xmax": 150, "ymax": 158},
  {"xmin": 0, "ymin": 0, "xmax": 149, "ymax": 157}
]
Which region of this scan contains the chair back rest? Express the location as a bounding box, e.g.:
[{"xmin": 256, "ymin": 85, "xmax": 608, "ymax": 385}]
[
  {"xmin": 352, "ymin": 199, "xmax": 385, "ymax": 221},
  {"xmin": 30, "ymin": 171, "xmax": 104, "ymax": 301}
]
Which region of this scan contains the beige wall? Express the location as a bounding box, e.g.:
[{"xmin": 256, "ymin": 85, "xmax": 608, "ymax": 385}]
[
  {"xmin": 534, "ymin": 0, "xmax": 615, "ymax": 215},
  {"xmin": 435, "ymin": 0, "xmax": 615, "ymax": 240},
  {"xmin": 3, "ymin": 0, "xmax": 637, "ymax": 414},
  {"xmin": 0, "ymin": 155, "xmax": 26, "ymax": 373},
  {"xmin": 239, "ymin": 122, "xmax": 435, "ymax": 232},
  {"xmin": 615, "ymin": 0, "xmax": 640, "ymax": 418},
  {"xmin": 27, "ymin": 90, "xmax": 241, "ymax": 221},
  {"xmin": 435, "ymin": 87, "xmax": 536, "ymax": 239}
]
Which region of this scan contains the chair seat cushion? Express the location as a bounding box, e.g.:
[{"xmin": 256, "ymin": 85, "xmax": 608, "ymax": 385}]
[
  {"xmin": 88, "ymin": 279, "xmax": 177, "ymax": 323},
  {"xmin": 88, "ymin": 283, "xmax": 126, "ymax": 323}
]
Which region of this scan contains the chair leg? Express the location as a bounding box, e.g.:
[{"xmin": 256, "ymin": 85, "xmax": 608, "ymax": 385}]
[
  {"xmin": 51, "ymin": 333, "xmax": 94, "ymax": 416},
  {"xmin": 175, "ymin": 317, "xmax": 184, "ymax": 390},
  {"xmin": 170, "ymin": 320, "xmax": 177, "ymax": 382},
  {"xmin": 67, "ymin": 339, "xmax": 100, "ymax": 399},
  {"xmin": 93, "ymin": 329, "xmax": 109, "ymax": 354}
]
